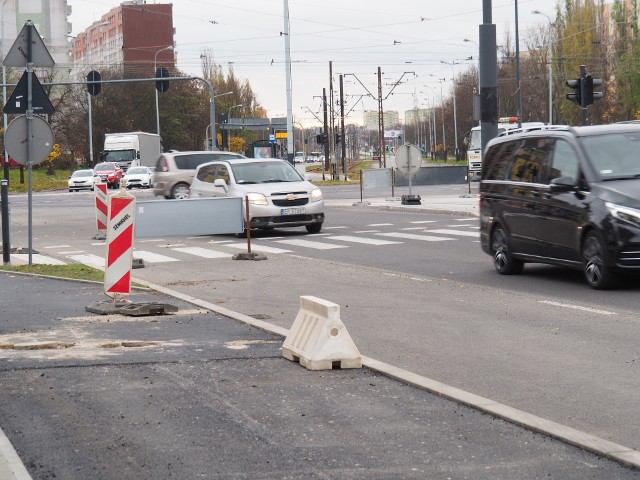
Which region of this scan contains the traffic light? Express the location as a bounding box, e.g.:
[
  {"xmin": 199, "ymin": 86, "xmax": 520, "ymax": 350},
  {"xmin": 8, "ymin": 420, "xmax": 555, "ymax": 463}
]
[
  {"xmin": 566, "ymin": 78, "xmax": 581, "ymax": 105},
  {"xmin": 87, "ymin": 70, "xmax": 101, "ymax": 96},
  {"xmin": 316, "ymin": 133, "xmax": 328, "ymax": 145},
  {"xmin": 218, "ymin": 113, "xmax": 228, "ymax": 124},
  {"xmin": 584, "ymin": 75, "xmax": 604, "ymax": 106},
  {"xmin": 155, "ymin": 67, "xmax": 170, "ymax": 92},
  {"xmin": 397, "ymin": 135, "xmax": 402, "ymax": 143},
  {"xmin": 335, "ymin": 133, "xmax": 342, "ymax": 144}
]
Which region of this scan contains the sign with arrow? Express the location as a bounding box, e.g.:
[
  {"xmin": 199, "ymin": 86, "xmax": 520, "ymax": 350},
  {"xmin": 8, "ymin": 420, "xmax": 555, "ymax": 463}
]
[{"xmin": 3, "ymin": 71, "xmax": 55, "ymax": 114}]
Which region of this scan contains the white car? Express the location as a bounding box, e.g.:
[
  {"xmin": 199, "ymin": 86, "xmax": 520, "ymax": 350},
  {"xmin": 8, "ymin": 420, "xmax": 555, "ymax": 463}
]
[
  {"xmin": 189, "ymin": 158, "xmax": 324, "ymax": 233},
  {"xmin": 68, "ymin": 169, "xmax": 99, "ymax": 192},
  {"xmin": 123, "ymin": 166, "xmax": 154, "ymax": 189}
]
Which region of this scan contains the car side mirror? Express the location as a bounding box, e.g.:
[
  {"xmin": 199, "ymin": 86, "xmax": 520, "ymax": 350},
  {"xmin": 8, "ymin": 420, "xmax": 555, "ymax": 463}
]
[
  {"xmin": 213, "ymin": 178, "xmax": 228, "ymax": 192},
  {"xmin": 550, "ymin": 175, "xmax": 576, "ymax": 192}
]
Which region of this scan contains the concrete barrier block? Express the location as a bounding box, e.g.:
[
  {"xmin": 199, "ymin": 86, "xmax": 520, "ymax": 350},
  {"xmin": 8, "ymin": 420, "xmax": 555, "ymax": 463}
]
[{"xmin": 282, "ymin": 295, "xmax": 361, "ymax": 370}]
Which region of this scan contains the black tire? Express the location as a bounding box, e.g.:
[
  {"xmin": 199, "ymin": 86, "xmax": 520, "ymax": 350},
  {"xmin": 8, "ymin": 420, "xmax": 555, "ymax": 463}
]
[
  {"xmin": 582, "ymin": 231, "xmax": 616, "ymax": 289},
  {"xmin": 491, "ymin": 225, "xmax": 523, "ymax": 275},
  {"xmin": 171, "ymin": 183, "xmax": 190, "ymax": 199},
  {"xmin": 306, "ymin": 223, "xmax": 322, "ymax": 234}
]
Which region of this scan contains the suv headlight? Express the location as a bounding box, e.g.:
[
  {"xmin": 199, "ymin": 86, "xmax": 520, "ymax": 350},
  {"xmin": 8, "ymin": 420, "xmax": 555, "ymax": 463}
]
[
  {"xmin": 310, "ymin": 188, "xmax": 323, "ymax": 202},
  {"xmin": 606, "ymin": 202, "xmax": 640, "ymax": 228},
  {"xmin": 246, "ymin": 192, "xmax": 268, "ymax": 205}
]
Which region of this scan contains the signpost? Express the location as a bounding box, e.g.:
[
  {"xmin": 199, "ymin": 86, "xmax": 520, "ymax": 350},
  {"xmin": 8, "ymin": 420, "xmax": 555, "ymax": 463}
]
[
  {"xmin": 2, "ymin": 21, "xmax": 55, "ymax": 265},
  {"xmin": 395, "ymin": 144, "xmax": 422, "ymax": 205}
]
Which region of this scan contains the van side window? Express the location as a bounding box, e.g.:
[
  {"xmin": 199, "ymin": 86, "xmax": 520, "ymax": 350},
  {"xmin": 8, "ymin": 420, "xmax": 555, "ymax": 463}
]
[
  {"xmin": 197, "ymin": 164, "xmax": 217, "ymax": 183},
  {"xmin": 483, "ymin": 141, "xmax": 519, "ymax": 180},
  {"xmin": 549, "ymin": 140, "xmax": 579, "ymax": 183},
  {"xmin": 507, "ymin": 137, "xmax": 552, "ymax": 184}
]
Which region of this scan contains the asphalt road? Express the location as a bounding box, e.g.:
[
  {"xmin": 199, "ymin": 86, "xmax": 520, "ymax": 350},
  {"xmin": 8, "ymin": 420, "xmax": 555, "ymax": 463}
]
[{"xmin": 3, "ymin": 186, "xmax": 640, "ymax": 456}]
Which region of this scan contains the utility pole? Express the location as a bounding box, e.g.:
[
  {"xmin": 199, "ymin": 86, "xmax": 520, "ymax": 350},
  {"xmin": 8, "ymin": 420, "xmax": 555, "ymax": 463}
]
[
  {"xmin": 377, "ymin": 67, "xmax": 385, "ymax": 168},
  {"xmin": 322, "ymin": 88, "xmax": 330, "ymax": 180},
  {"xmin": 339, "ymin": 74, "xmax": 346, "ymax": 179},
  {"xmin": 329, "ymin": 61, "xmax": 336, "ymax": 178}
]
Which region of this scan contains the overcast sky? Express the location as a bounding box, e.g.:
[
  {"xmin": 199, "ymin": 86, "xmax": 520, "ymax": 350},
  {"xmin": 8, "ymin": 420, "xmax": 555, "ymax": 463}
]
[{"xmin": 70, "ymin": 0, "xmax": 560, "ymax": 125}]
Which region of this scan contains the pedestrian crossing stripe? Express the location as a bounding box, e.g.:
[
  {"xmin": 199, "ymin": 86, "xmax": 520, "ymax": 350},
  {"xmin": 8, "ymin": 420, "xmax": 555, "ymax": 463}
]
[
  {"xmin": 426, "ymin": 229, "xmax": 480, "ymax": 238},
  {"xmin": 376, "ymin": 232, "xmax": 455, "ymax": 242},
  {"xmin": 172, "ymin": 247, "xmax": 231, "ymax": 259},
  {"xmin": 68, "ymin": 254, "xmax": 104, "ymax": 269},
  {"xmin": 11, "ymin": 254, "xmax": 67, "ymax": 265},
  {"xmin": 132, "ymin": 250, "xmax": 180, "ymax": 263},
  {"xmin": 275, "ymin": 239, "xmax": 348, "ymax": 250},
  {"xmin": 226, "ymin": 243, "xmax": 293, "ymax": 254},
  {"xmin": 329, "ymin": 235, "xmax": 402, "ymax": 246}
]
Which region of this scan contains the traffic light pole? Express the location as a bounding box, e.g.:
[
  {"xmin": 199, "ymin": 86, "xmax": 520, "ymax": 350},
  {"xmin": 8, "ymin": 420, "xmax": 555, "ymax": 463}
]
[{"xmin": 580, "ymin": 65, "xmax": 588, "ymax": 126}]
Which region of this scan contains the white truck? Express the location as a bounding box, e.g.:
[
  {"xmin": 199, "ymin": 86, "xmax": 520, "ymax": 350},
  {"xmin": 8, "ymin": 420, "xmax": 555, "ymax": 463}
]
[{"xmin": 102, "ymin": 132, "xmax": 162, "ymax": 169}]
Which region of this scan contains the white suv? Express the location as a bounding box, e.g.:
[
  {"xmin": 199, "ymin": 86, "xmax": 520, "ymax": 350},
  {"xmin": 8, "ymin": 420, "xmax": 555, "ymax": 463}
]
[{"xmin": 189, "ymin": 158, "xmax": 324, "ymax": 233}]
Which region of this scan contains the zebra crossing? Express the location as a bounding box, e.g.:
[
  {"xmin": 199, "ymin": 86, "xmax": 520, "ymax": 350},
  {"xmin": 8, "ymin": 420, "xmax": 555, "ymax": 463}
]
[{"xmin": 9, "ymin": 219, "xmax": 480, "ymax": 267}]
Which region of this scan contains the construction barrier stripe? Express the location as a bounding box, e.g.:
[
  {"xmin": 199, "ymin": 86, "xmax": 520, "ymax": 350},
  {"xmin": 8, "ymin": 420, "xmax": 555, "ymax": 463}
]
[
  {"xmin": 104, "ymin": 191, "xmax": 135, "ymax": 298},
  {"xmin": 95, "ymin": 183, "xmax": 108, "ymax": 231}
]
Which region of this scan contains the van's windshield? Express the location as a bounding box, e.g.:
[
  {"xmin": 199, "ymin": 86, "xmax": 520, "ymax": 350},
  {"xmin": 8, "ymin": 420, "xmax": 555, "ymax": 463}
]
[{"xmin": 581, "ymin": 133, "xmax": 640, "ymax": 180}]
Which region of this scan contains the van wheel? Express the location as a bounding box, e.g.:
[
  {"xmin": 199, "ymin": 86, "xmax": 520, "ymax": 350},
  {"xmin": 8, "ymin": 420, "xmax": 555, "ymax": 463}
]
[
  {"xmin": 306, "ymin": 223, "xmax": 322, "ymax": 234},
  {"xmin": 171, "ymin": 183, "xmax": 190, "ymax": 199},
  {"xmin": 582, "ymin": 231, "xmax": 615, "ymax": 289},
  {"xmin": 491, "ymin": 225, "xmax": 523, "ymax": 275}
]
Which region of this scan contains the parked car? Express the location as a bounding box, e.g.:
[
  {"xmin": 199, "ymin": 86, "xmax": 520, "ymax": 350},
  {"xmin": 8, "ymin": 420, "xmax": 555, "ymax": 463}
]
[
  {"xmin": 94, "ymin": 162, "xmax": 123, "ymax": 189},
  {"xmin": 480, "ymin": 123, "xmax": 640, "ymax": 289},
  {"xmin": 123, "ymin": 166, "xmax": 154, "ymax": 189},
  {"xmin": 189, "ymin": 157, "xmax": 324, "ymax": 233},
  {"xmin": 153, "ymin": 151, "xmax": 247, "ymax": 199},
  {"xmin": 68, "ymin": 169, "xmax": 99, "ymax": 192},
  {"xmin": 294, "ymin": 151, "xmax": 305, "ymax": 163}
]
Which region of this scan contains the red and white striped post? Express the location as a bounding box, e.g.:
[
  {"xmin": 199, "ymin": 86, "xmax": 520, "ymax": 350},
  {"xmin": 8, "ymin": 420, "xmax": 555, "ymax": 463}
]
[
  {"xmin": 93, "ymin": 180, "xmax": 108, "ymax": 240},
  {"xmin": 104, "ymin": 188, "xmax": 136, "ymax": 299}
]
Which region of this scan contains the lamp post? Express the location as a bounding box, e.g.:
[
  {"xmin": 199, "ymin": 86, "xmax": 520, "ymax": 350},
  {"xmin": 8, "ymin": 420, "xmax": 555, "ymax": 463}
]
[
  {"xmin": 533, "ymin": 9, "xmax": 554, "ymax": 125},
  {"xmin": 440, "ymin": 60, "xmax": 459, "ymax": 160},
  {"xmin": 154, "ymin": 45, "xmax": 173, "ymax": 137},
  {"xmin": 515, "ymin": 0, "xmax": 522, "ymax": 127},
  {"xmin": 463, "ymin": 38, "xmax": 480, "ymax": 94},
  {"xmin": 87, "ymin": 21, "xmax": 110, "ymax": 166},
  {"xmin": 226, "ymin": 104, "xmax": 243, "ymax": 151},
  {"xmin": 430, "ymin": 76, "xmax": 446, "ymax": 160}
]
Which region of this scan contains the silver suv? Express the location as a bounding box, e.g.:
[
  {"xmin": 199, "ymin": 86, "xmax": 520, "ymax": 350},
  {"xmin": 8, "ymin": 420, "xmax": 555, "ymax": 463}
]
[
  {"xmin": 189, "ymin": 157, "xmax": 324, "ymax": 233},
  {"xmin": 153, "ymin": 151, "xmax": 247, "ymax": 199}
]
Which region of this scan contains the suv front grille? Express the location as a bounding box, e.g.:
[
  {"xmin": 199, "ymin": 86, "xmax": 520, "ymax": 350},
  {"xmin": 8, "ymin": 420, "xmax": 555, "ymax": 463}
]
[
  {"xmin": 272, "ymin": 197, "xmax": 308, "ymax": 207},
  {"xmin": 617, "ymin": 244, "xmax": 640, "ymax": 268}
]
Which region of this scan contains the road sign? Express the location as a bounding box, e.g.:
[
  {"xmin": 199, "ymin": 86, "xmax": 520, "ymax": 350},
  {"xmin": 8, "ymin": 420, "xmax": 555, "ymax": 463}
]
[
  {"xmin": 394, "ymin": 144, "xmax": 422, "ymax": 174},
  {"xmin": 3, "ymin": 71, "xmax": 55, "ymax": 115},
  {"xmin": 3, "ymin": 22, "xmax": 54, "ymax": 67},
  {"xmin": 4, "ymin": 115, "xmax": 54, "ymax": 165},
  {"xmin": 275, "ymin": 131, "xmax": 288, "ymax": 139},
  {"xmin": 269, "ymin": 134, "xmax": 276, "ymax": 144}
]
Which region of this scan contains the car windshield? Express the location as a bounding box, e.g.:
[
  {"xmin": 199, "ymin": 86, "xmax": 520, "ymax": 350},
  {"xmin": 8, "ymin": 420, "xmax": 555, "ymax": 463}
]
[
  {"xmin": 580, "ymin": 132, "xmax": 640, "ymax": 180},
  {"xmin": 104, "ymin": 151, "xmax": 135, "ymax": 163},
  {"xmin": 231, "ymin": 161, "xmax": 303, "ymax": 184},
  {"xmin": 95, "ymin": 164, "xmax": 114, "ymax": 172},
  {"xmin": 72, "ymin": 170, "xmax": 93, "ymax": 177},
  {"xmin": 126, "ymin": 167, "xmax": 147, "ymax": 174},
  {"xmin": 468, "ymin": 130, "xmax": 482, "ymax": 150}
]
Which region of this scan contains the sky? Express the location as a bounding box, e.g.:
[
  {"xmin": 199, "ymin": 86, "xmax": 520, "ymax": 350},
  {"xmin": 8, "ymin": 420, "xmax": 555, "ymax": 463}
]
[{"xmin": 70, "ymin": 0, "xmax": 560, "ymax": 126}]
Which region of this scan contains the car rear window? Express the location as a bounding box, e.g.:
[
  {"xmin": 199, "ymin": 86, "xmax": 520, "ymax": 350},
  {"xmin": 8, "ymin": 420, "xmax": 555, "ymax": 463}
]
[{"xmin": 174, "ymin": 154, "xmax": 217, "ymax": 170}]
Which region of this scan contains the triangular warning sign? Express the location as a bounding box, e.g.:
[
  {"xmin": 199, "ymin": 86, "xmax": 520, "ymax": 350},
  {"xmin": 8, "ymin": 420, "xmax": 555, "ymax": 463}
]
[
  {"xmin": 3, "ymin": 71, "xmax": 55, "ymax": 115},
  {"xmin": 3, "ymin": 21, "xmax": 54, "ymax": 68}
]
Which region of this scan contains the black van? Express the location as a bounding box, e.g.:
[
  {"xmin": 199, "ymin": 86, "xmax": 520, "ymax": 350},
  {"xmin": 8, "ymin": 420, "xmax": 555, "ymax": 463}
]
[{"xmin": 480, "ymin": 124, "xmax": 640, "ymax": 289}]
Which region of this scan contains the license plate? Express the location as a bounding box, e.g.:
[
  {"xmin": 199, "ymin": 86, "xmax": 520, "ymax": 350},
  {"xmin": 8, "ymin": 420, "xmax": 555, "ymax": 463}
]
[{"xmin": 281, "ymin": 207, "xmax": 305, "ymax": 215}]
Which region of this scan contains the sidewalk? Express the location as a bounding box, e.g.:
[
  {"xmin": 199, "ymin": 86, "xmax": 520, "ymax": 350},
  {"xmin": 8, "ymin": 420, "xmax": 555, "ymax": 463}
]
[{"xmin": 1, "ymin": 271, "xmax": 639, "ymax": 478}]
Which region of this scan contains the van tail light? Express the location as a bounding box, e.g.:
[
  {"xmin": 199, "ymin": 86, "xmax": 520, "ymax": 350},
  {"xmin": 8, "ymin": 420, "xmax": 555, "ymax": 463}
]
[{"xmin": 162, "ymin": 158, "xmax": 169, "ymax": 172}]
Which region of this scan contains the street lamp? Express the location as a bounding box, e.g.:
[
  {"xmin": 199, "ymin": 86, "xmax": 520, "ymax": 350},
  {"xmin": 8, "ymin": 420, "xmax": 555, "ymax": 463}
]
[
  {"xmin": 533, "ymin": 9, "xmax": 554, "ymax": 125},
  {"xmin": 226, "ymin": 104, "xmax": 243, "ymax": 150},
  {"xmin": 463, "ymin": 38, "xmax": 480, "ymax": 94},
  {"xmin": 154, "ymin": 45, "xmax": 174, "ymax": 137},
  {"xmin": 430, "ymin": 76, "xmax": 446, "ymax": 160},
  {"xmin": 441, "ymin": 60, "xmax": 459, "ymax": 160}
]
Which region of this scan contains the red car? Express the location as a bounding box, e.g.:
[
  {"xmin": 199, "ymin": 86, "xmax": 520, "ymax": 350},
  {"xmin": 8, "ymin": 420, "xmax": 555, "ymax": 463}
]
[{"xmin": 94, "ymin": 162, "xmax": 123, "ymax": 188}]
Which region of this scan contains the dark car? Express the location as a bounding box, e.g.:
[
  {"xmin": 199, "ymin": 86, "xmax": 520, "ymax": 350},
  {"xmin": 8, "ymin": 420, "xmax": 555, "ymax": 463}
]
[{"xmin": 480, "ymin": 123, "xmax": 640, "ymax": 289}]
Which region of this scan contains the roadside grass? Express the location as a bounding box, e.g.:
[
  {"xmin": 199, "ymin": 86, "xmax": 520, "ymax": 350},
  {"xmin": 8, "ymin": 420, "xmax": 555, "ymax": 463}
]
[
  {"xmin": 0, "ymin": 263, "xmax": 149, "ymax": 288},
  {"xmin": 5, "ymin": 167, "xmax": 71, "ymax": 193}
]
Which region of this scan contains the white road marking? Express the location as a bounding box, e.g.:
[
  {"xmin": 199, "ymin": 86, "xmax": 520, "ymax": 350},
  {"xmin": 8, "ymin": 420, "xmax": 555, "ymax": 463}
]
[
  {"xmin": 368, "ymin": 223, "xmax": 393, "ymax": 227},
  {"xmin": 132, "ymin": 250, "xmax": 180, "ymax": 263},
  {"xmin": 44, "ymin": 245, "xmax": 70, "ymax": 249},
  {"xmin": 207, "ymin": 240, "xmax": 234, "ymax": 244},
  {"xmin": 353, "ymin": 230, "xmax": 380, "ymax": 234},
  {"xmin": 158, "ymin": 243, "xmax": 186, "ymax": 248},
  {"xmin": 11, "ymin": 254, "xmax": 67, "ymax": 265},
  {"xmin": 275, "ymin": 239, "xmax": 348, "ymax": 250},
  {"xmin": 377, "ymin": 232, "xmax": 455, "ymax": 242},
  {"xmin": 446, "ymin": 224, "xmax": 479, "ymax": 229},
  {"xmin": 225, "ymin": 243, "xmax": 292, "ymax": 254},
  {"xmin": 57, "ymin": 250, "xmax": 85, "ymax": 254},
  {"xmin": 323, "ymin": 226, "xmax": 348, "ymax": 230},
  {"xmin": 410, "ymin": 221, "xmax": 436, "ymax": 224},
  {"xmin": 68, "ymin": 254, "xmax": 105, "ymax": 269},
  {"xmin": 426, "ymin": 229, "xmax": 480, "ymax": 238},
  {"xmin": 400, "ymin": 227, "xmax": 425, "ymax": 231},
  {"xmin": 539, "ymin": 300, "xmax": 616, "ymax": 316},
  {"xmin": 329, "ymin": 235, "xmax": 402, "ymax": 245},
  {"xmin": 172, "ymin": 247, "xmax": 231, "ymax": 259},
  {"xmin": 137, "ymin": 238, "xmax": 166, "ymax": 243}
]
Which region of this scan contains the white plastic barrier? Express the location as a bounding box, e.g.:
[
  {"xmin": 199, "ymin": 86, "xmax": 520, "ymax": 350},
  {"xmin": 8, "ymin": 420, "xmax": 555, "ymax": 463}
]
[{"xmin": 282, "ymin": 296, "xmax": 362, "ymax": 371}]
